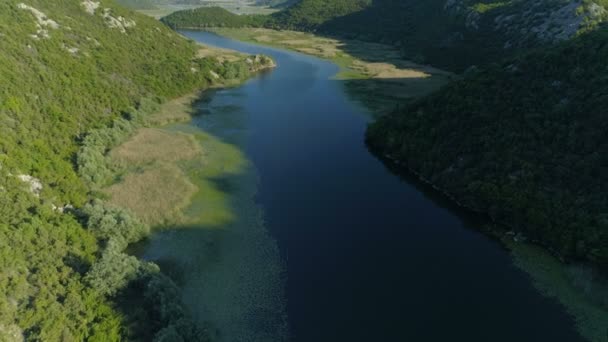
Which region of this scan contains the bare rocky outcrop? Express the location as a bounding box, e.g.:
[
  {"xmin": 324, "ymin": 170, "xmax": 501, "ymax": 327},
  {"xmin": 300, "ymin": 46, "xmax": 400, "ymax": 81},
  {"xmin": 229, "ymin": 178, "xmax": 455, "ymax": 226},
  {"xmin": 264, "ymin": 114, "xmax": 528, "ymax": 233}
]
[
  {"xmin": 248, "ymin": 54, "xmax": 277, "ymax": 72},
  {"xmin": 209, "ymin": 70, "xmax": 220, "ymax": 79},
  {"xmin": 17, "ymin": 3, "xmax": 59, "ymax": 39},
  {"xmin": 444, "ymin": 0, "xmax": 607, "ymax": 48},
  {"xmin": 16, "ymin": 174, "xmax": 42, "ymax": 197},
  {"xmin": 81, "ymin": 0, "xmax": 100, "ymax": 15},
  {"xmin": 0, "ymin": 323, "xmax": 24, "ymax": 342},
  {"xmin": 103, "ymin": 8, "xmax": 136, "ymax": 34},
  {"xmin": 494, "ymin": 1, "xmax": 585, "ymax": 44}
]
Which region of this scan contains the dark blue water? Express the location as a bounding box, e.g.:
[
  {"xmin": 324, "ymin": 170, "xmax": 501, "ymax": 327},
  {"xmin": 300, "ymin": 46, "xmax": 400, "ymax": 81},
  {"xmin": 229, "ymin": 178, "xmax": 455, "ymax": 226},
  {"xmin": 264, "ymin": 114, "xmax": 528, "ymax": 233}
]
[{"xmin": 170, "ymin": 31, "xmax": 585, "ymax": 342}]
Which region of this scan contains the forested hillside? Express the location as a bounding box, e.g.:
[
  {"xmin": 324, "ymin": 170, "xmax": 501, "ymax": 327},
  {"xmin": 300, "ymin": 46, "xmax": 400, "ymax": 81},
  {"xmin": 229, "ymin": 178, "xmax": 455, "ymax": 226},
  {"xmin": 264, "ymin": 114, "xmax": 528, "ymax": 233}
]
[
  {"xmin": 367, "ymin": 27, "xmax": 608, "ymax": 268},
  {"xmin": 162, "ymin": 6, "xmax": 267, "ymax": 28},
  {"xmin": 272, "ymin": 0, "xmax": 608, "ymax": 70},
  {"xmin": 317, "ymin": 0, "xmax": 608, "ymax": 70},
  {"xmin": 116, "ymin": 0, "xmax": 201, "ymax": 9},
  {"xmin": 0, "ymin": 0, "xmax": 264, "ymax": 340},
  {"xmin": 116, "ymin": 0, "xmax": 293, "ymax": 11},
  {"xmin": 268, "ymin": 0, "xmax": 371, "ymax": 31},
  {"xmin": 164, "ymin": 0, "xmax": 608, "ymax": 70}
]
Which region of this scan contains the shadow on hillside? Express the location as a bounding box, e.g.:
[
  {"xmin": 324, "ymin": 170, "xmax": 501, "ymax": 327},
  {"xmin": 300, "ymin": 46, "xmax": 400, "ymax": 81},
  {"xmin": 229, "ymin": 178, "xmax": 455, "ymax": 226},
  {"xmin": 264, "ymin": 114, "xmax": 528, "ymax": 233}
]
[
  {"xmin": 307, "ymin": 0, "xmax": 537, "ymax": 72},
  {"xmin": 336, "ymin": 75, "xmax": 451, "ymax": 117}
]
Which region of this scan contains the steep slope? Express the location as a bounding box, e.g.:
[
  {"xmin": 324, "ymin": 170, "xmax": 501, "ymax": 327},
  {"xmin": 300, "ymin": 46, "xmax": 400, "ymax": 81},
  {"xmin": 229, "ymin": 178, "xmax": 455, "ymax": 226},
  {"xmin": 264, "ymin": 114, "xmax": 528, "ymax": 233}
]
[
  {"xmin": 268, "ymin": 0, "xmax": 371, "ymax": 30},
  {"xmin": 164, "ymin": 0, "xmax": 608, "ymax": 70},
  {"xmin": 270, "ymin": 0, "xmax": 607, "ymax": 70},
  {"xmin": 367, "ymin": 27, "xmax": 608, "ymax": 269},
  {"xmin": 0, "ymin": 1, "xmax": 264, "ymax": 340},
  {"xmin": 162, "ymin": 6, "xmax": 267, "ymax": 28},
  {"xmin": 161, "ymin": 1, "xmax": 372, "ymax": 34}
]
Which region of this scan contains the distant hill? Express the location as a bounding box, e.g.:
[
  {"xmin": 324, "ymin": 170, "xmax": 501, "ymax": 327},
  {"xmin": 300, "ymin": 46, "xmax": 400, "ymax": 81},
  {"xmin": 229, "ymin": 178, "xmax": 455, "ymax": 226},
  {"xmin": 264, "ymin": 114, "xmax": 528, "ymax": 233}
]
[
  {"xmin": 163, "ymin": 0, "xmax": 608, "ymax": 70},
  {"xmin": 117, "ymin": 0, "xmax": 294, "ymax": 11},
  {"xmin": 268, "ymin": 0, "xmax": 371, "ymax": 30},
  {"xmin": 162, "ymin": 6, "xmax": 268, "ymax": 27}
]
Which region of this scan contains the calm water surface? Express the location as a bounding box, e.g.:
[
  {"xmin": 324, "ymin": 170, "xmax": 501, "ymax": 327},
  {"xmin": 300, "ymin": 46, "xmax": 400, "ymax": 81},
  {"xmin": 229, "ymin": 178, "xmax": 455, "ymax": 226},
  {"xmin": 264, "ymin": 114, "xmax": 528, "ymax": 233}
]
[{"xmin": 145, "ymin": 31, "xmax": 584, "ymax": 342}]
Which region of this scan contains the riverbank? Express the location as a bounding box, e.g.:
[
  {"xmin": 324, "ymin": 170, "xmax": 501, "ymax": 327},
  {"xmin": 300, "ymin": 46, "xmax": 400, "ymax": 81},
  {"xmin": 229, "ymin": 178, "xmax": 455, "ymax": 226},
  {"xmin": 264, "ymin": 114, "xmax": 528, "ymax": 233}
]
[
  {"xmin": 370, "ymin": 149, "xmax": 608, "ymax": 342},
  {"xmin": 103, "ymin": 47, "xmax": 275, "ymax": 228},
  {"xmin": 198, "ymin": 28, "xmax": 608, "ymax": 342},
  {"xmin": 206, "ymin": 27, "xmax": 452, "ymax": 115}
]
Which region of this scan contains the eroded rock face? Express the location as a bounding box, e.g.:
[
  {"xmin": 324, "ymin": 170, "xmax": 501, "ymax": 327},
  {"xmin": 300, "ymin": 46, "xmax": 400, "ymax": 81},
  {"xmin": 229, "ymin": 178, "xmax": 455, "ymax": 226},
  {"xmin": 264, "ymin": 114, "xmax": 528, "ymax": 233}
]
[
  {"xmin": 16, "ymin": 174, "xmax": 42, "ymax": 197},
  {"xmin": 0, "ymin": 323, "xmax": 24, "ymax": 342},
  {"xmin": 443, "ymin": 0, "xmax": 607, "ymax": 47},
  {"xmin": 81, "ymin": 0, "xmax": 100, "ymax": 15},
  {"xmin": 17, "ymin": 3, "xmax": 59, "ymax": 39},
  {"xmin": 103, "ymin": 8, "xmax": 136, "ymax": 34},
  {"xmin": 495, "ymin": 1, "xmax": 584, "ymax": 44}
]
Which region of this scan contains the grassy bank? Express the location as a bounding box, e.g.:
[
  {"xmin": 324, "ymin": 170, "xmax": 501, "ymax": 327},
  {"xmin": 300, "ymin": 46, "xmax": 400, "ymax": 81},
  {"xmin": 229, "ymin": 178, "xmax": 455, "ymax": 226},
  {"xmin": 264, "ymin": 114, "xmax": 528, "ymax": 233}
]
[
  {"xmin": 105, "ymin": 46, "xmax": 287, "ymax": 340},
  {"xmin": 102, "ymin": 96, "xmax": 241, "ymax": 228},
  {"xmin": 101, "ymin": 46, "xmax": 273, "ymax": 228},
  {"xmin": 208, "ymin": 27, "xmax": 452, "ymax": 115}
]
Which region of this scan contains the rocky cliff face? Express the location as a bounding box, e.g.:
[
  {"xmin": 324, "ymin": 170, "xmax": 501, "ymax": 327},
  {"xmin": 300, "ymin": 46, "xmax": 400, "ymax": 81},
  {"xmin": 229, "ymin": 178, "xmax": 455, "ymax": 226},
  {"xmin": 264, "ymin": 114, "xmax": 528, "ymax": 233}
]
[
  {"xmin": 311, "ymin": 0, "xmax": 607, "ymax": 69},
  {"xmin": 445, "ymin": 0, "xmax": 606, "ymax": 46}
]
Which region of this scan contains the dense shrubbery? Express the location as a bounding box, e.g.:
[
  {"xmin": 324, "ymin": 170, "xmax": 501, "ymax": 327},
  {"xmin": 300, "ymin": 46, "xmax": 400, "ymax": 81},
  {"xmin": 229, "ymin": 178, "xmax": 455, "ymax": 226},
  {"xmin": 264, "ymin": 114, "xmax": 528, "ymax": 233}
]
[
  {"xmin": 367, "ymin": 27, "xmax": 608, "ymax": 268},
  {"xmin": 80, "ymin": 200, "xmax": 207, "ymax": 341},
  {"xmin": 161, "ymin": 1, "xmax": 371, "ymax": 32},
  {"xmin": 0, "ymin": 0, "xmax": 267, "ymax": 339},
  {"xmin": 77, "ymin": 98, "xmax": 158, "ymax": 187},
  {"xmin": 162, "ymin": 6, "xmax": 269, "ymax": 28},
  {"xmin": 268, "ymin": 0, "xmax": 371, "ymax": 31}
]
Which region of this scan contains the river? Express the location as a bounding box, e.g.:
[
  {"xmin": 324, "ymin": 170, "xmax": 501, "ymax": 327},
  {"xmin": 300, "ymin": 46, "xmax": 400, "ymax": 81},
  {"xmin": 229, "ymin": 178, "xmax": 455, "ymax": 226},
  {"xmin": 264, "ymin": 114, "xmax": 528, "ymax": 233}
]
[{"xmin": 143, "ymin": 31, "xmax": 586, "ymax": 341}]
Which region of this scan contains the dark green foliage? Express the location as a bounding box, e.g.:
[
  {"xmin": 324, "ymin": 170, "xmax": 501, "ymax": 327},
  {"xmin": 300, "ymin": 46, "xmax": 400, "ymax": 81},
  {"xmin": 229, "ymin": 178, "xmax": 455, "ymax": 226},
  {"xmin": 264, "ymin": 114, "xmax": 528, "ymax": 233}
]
[
  {"xmin": 0, "ymin": 0, "xmax": 208, "ymax": 204},
  {"xmin": 257, "ymin": 0, "xmax": 296, "ymax": 8},
  {"xmin": 268, "ymin": 0, "xmax": 371, "ymax": 31},
  {"xmin": 142, "ymin": 271, "xmax": 209, "ymax": 341},
  {"xmin": 162, "ymin": 6, "xmax": 269, "ymax": 28},
  {"xmin": 115, "ymin": 0, "xmax": 158, "ymax": 9},
  {"xmin": 0, "ymin": 172, "xmax": 122, "ymax": 341},
  {"xmin": 80, "ymin": 200, "xmax": 206, "ymax": 339},
  {"xmin": 367, "ymin": 27, "xmax": 608, "ymax": 268},
  {"xmin": 85, "ymin": 241, "xmax": 143, "ymax": 296},
  {"xmin": 77, "ymin": 98, "xmax": 159, "ymax": 187},
  {"xmin": 82, "ymin": 200, "xmax": 149, "ymax": 248}
]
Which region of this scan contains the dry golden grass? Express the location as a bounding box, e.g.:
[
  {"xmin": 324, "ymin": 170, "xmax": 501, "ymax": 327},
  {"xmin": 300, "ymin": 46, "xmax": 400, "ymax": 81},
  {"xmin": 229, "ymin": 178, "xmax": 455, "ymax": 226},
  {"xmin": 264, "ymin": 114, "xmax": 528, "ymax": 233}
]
[
  {"xmin": 147, "ymin": 94, "xmax": 197, "ymax": 125},
  {"xmin": 197, "ymin": 45, "xmax": 242, "ymax": 63},
  {"xmin": 110, "ymin": 128, "xmax": 202, "ymax": 167},
  {"xmin": 211, "ymin": 28, "xmax": 453, "ymax": 114},
  {"xmin": 105, "ymin": 99, "xmax": 208, "ymax": 226},
  {"xmin": 105, "ymin": 164, "xmax": 197, "ymax": 226}
]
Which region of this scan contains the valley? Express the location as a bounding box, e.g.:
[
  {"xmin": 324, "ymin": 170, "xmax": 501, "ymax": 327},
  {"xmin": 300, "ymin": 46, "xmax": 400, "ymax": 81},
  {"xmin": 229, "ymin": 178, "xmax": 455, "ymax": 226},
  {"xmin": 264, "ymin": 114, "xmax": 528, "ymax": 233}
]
[
  {"xmin": 208, "ymin": 27, "xmax": 452, "ymax": 114},
  {"xmin": 1, "ymin": 0, "xmax": 607, "ymax": 341}
]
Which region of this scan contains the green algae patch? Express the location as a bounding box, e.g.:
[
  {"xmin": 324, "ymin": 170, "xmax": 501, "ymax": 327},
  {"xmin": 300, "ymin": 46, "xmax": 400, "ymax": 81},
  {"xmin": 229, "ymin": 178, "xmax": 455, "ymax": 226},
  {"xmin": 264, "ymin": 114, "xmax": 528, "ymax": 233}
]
[
  {"xmin": 175, "ymin": 125, "xmax": 250, "ymax": 228},
  {"xmin": 508, "ymin": 241, "xmax": 608, "ymax": 342}
]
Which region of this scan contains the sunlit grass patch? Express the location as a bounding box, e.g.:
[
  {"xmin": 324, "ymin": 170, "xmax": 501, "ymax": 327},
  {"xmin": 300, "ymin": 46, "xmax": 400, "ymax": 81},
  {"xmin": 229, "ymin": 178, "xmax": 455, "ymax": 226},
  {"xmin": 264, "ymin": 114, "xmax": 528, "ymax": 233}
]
[
  {"xmin": 197, "ymin": 45, "xmax": 244, "ymax": 63},
  {"xmin": 146, "ymin": 94, "xmax": 198, "ymax": 125},
  {"xmin": 105, "ymin": 163, "xmax": 197, "ymax": 226},
  {"xmin": 110, "ymin": 128, "xmax": 202, "ymax": 167},
  {"xmin": 104, "ymin": 117, "xmax": 249, "ymax": 228}
]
